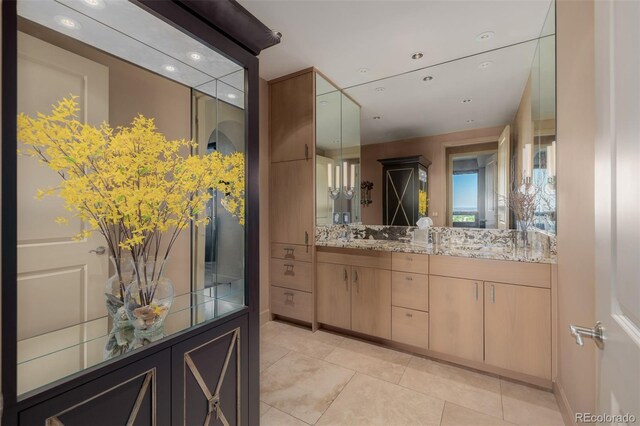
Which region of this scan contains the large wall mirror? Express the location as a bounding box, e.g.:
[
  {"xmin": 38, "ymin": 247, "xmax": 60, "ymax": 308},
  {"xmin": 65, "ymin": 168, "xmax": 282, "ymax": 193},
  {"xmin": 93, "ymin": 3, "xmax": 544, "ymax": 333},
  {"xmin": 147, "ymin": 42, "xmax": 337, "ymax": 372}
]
[
  {"xmin": 15, "ymin": 0, "xmax": 247, "ymax": 395},
  {"xmin": 337, "ymin": 1, "xmax": 556, "ymax": 234}
]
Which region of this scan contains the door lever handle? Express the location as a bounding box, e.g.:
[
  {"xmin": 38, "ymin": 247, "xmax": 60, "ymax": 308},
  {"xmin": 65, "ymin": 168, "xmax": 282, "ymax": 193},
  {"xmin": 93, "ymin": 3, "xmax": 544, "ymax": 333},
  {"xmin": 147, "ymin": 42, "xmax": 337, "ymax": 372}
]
[
  {"xmin": 89, "ymin": 246, "xmax": 106, "ymax": 255},
  {"xmin": 570, "ymin": 321, "xmax": 604, "ymax": 349}
]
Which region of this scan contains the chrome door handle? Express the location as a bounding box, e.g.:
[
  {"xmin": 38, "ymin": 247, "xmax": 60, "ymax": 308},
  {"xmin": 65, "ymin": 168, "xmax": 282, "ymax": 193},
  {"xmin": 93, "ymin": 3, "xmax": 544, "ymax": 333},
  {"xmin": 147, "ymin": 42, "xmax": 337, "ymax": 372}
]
[
  {"xmin": 570, "ymin": 321, "xmax": 604, "ymax": 349},
  {"xmin": 89, "ymin": 246, "xmax": 106, "ymax": 255},
  {"xmin": 474, "ymin": 282, "xmax": 479, "ymax": 301},
  {"xmin": 354, "ymin": 269, "xmax": 359, "ymax": 293}
]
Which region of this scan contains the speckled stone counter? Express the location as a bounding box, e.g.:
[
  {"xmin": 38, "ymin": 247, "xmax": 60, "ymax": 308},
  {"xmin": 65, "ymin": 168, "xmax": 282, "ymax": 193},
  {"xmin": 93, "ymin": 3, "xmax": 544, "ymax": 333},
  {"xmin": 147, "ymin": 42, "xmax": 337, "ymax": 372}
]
[{"xmin": 315, "ymin": 225, "xmax": 557, "ymax": 264}]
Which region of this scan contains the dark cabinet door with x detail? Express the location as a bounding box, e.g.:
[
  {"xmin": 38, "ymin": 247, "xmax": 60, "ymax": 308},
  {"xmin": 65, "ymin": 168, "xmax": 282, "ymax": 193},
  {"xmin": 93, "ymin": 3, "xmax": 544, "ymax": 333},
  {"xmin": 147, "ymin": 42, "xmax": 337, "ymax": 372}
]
[{"xmin": 172, "ymin": 315, "xmax": 248, "ymax": 426}]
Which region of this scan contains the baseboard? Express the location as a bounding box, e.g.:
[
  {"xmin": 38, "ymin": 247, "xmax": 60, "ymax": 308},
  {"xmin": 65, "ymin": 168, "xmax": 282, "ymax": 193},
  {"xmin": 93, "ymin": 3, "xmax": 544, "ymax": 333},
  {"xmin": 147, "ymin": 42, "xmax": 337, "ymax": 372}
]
[
  {"xmin": 259, "ymin": 309, "xmax": 271, "ymax": 325},
  {"xmin": 554, "ymin": 380, "xmax": 575, "ymax": 426}
]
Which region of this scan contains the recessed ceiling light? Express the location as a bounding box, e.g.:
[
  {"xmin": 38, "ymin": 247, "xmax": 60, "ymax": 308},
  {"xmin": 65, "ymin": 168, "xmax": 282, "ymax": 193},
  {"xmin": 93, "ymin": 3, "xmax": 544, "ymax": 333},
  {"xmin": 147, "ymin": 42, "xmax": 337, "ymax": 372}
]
[
  {"xmin": 475, "ymin": 31, "xmax": 495, "ymax": 42},
  {"xmin": 188, "ymin": 52, "xmax": 202, "ymax": 61},
  {"xmin": 372, "ymin": 116, "xmax": 382, "ymax": 120},
  {"xmin": 461, "ymin": 99, "xmax": 472, "ymax": 103},
  {"xmin": 83, "ymin": 0, "xmax": 105, "ymax": 9},
  {"xmin": 55, "ymin": 16, "xmax": 81, "ymax": 30},
  {"xmin": 423, "ymin": 76, "xmax": 433, "ymax": 82},
  {"xmin": 227, "ymin": 93, "xmax": 237, "ymax": 99},
  {"xmin": 359, "ymin": 68, "xmax": 369, "ymax": 74},
  {"xmin": 163, "ymin": 65, "xmax": 177, "ymax": 72},
  {"xmin": 411, "ymin": 52, "xmax": 424, "ymax": 60},
  {"xmin": 374, "ymin": 87, "xmax": 386, "ymax": 92},
  {"xmin": 272, "ymin": 29, "xmax": 283, "ymax": 39},
  {"xmin": 478, "ymin": 61, "xmax": 493, "ymax": 69}
]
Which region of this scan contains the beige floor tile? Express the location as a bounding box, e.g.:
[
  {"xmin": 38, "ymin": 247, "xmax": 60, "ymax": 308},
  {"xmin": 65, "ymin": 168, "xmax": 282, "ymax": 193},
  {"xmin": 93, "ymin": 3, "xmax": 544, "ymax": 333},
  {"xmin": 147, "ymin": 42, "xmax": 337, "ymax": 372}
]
[
  {"xmin": 500, "ymin": 380, "xmax": 565, "ymax": 425},
  {"xmin": 399, "ymin": 356, "xmax": 503, "ymax": 418},
  {"xmin": 317, "ymin": 373, "xmax": 444, "ymax": 426},
  {"xmin": 261, "ymin": 406, "xmax": 310, "ymax": 426},
  {"xmin": 260, "ymin": 351, "xmax": 355, "ymax": 424},
  {"xmin": 266, "ymin": 324, "xmax": 340, "ymax": 359},
  {"xmin": 260, "ymin": 401, "xmax": 271, "ymax": 416},
  {"xmin": 441, "ymin": 402, "xmax": 514, "ymax": 425},
  {"xmin": 261, "ymin": 321, "xmax": 286, "ymax": 341},
  {"xmin": 337, "ymin": 337, "xmax": 412, "ymax": 365},
  {"xmin": 324, "ymin": 346, "xmax": 408, "ymax": 384},
  {"xmin": 261, "ymin": 341, "xmax": 289, "ymax": 371}
]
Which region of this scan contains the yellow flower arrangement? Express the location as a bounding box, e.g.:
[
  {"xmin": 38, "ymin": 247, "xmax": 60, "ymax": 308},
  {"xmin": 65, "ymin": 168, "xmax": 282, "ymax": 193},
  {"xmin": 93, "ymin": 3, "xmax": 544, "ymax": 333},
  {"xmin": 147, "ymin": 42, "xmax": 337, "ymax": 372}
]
[
  {"xmin": 418, "ymin": 189, "xmax": 428, "ymax": 216},
  {"xmin": 18, "ymin": 96, "xmax": 244, "ymax": 301}
]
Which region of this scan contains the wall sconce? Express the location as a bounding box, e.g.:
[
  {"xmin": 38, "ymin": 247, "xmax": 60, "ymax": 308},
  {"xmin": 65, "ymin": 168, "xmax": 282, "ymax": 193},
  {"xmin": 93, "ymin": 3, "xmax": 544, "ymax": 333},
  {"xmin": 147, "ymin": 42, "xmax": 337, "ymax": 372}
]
[
  {"xmin": 522, "ymin": 143, "xmax": 532, "ymax": 184},
  {"xmin": 343, "ymin": 161, "xmax": 356, "ymax": 200},
  {"xmin": 546, "ymin": 141, "xmax": 556, "ymax": 185},
  {"xmin": 361, "ymin": 181, "xmax": 373, "ymax": 206},
  {"xmin": 328, "ymin": 163, "xmax": 340, "ymax": 200}
]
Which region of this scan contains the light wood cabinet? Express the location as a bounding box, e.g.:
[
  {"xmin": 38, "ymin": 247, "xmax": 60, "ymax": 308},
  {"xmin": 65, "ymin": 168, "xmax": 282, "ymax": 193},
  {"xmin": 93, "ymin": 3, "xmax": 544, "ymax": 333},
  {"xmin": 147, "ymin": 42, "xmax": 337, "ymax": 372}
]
[
  {"xmin": 429, "ymin": 276, "xmax": 484, "ymax": 362},
  {"xmin": 270, "ymin": 258, "xmax": 313, "ymax": 292},
  {"xmin": 270, "ymin": 71, "xmax": 314, "ymax": 163},
  {"xmin": 391, "ymin": 271, "xmax": 428, "ymax": 311},
  {"xmin": 316, "ymin": 262, "xmax": 351, "ymax": 330},
  {"xmin": 351, "ymin": 267, "xmax": 391, "ymax": 339},
  {"xmin": 271, "ymin": 286, "xmax": 313, "ymax": 323},
  {"xmin": 484, "ymin": 282, "xmax": 551, "ymax": 379},
  {"xmin": 392, "ymin": 307, "xmax": 429, "ymax": 349},
  {"xmin": 270, "ymin": 160, "xmax": 314, "ymax": 246},
  {"xmin": 271, "ymin": 243, "xmax": 312, "ymax": 262},
  {"xmin": 391, "ymin": 252, "xmax": 429, "ymax": 275}
]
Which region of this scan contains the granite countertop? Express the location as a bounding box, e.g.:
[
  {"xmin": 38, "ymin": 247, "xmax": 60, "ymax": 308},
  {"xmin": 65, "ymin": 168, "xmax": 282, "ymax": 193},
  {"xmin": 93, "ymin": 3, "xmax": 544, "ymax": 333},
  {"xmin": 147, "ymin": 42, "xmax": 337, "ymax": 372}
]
[{"xmin": 316, "ymin": 237, "xmax": 556, "ymax": 264}]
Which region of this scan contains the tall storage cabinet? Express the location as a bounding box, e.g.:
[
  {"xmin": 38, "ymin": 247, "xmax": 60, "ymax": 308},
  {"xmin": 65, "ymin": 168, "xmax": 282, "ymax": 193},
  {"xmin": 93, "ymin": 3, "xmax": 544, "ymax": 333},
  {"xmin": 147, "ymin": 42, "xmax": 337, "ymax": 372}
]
[{"xmin": 269, "ymin": 70, "xmax": 316, "ymax": 326}]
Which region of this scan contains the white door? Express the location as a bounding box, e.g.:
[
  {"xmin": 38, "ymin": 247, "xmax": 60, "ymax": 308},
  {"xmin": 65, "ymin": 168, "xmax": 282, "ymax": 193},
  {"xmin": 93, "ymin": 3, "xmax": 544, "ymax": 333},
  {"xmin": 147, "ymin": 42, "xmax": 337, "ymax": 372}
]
[
  {"xmin": 16, "ymin": 32, "xmax": 110, "ymax": 393},
  {"xmin": 593, "ymin": 0, "xmax": 640, "ymax": 419},
  {"xmin": 497, "ymin": 125, "xmax": 510, "ymax": 229},
  {"xmin": 485, "ymin": 153, "xmax": 498, "ymax": 228}
]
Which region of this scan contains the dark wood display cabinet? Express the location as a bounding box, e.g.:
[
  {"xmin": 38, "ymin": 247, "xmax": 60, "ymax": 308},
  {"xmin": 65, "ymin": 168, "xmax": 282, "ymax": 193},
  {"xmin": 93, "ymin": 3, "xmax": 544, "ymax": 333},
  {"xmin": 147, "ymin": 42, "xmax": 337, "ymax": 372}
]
[
  {"xmin": 1, "ymin": 1, "xmax": 277, "ymax": 424},
  {"xmin": 379, "ymin": 155, "xmax": 432, "ymax": 226}
]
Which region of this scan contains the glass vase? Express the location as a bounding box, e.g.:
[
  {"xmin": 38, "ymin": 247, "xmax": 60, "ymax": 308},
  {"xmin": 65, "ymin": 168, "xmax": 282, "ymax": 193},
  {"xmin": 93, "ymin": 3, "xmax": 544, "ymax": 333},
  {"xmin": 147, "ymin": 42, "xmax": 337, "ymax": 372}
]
[
  {"xmin": 124, "ymin": 258, "xmax": 174, "ymax": 338},
  {"xmin": 104, "ymin": 256, "xmax": 135, "ymax": 326}
]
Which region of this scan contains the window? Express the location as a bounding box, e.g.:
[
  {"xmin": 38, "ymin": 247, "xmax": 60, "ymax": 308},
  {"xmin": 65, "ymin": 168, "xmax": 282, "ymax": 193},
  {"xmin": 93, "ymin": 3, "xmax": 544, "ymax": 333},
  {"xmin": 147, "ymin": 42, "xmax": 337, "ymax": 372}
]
[{"xmin": 452, "ymin": 172, "xmax": 479, "ymax": 224}]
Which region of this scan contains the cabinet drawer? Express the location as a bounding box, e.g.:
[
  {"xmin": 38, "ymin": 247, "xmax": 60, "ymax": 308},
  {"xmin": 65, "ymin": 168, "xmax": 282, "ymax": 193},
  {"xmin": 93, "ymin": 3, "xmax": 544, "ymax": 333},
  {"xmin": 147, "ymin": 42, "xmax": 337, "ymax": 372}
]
[
  {"xmin": 270, "ymin": 258, "xmax": 312, "ymax": 292},
  {"xmin": 392, "ymin": 252, "xmax": 429, "ymax": 274},
  {"xmin": 317, "ymin": 247, "xmax": 391, "ymax": 269},
  {"xmin": 271, "ymin": 243, "xmax": 312, "ymax": 262},
  {"xmin": 392, "ymin": 272, "xmax": 428, "ymax": 311},
  {"xmin": 271, "ymin": 286, "xmax": 312, "ymax": 322},
  {"xmin": 392, "ymin": 307, "xmax": 429, "ymax": 349}
]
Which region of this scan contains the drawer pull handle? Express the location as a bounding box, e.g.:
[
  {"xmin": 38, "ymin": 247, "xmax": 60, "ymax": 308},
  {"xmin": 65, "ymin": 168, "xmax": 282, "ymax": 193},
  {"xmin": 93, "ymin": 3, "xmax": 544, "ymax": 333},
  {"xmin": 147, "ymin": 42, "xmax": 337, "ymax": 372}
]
[
  {"xmin": 354, "ymin": 269, "xmax": 359, "ymax": 293},
  {"xmin": 284, "ymin": 247, "xmax": 295, "ymax": 258},
  {"xmin": 284, "ymin": 292, "xmax": 295, "ymax": 303},
  {"xmin": 284, "ymin": 264, "xmax": 295, "ymax": 275},
  {"xmin": 406, "ymin": 276, "xmax": 413, "ymax": 281},
  {"xmin": 406, "ymin": 257, "xmax": 413, "ymax": 261},
  {"xmin": 405, "ymin": 312, "xmax": 413, "ymax": 318}
]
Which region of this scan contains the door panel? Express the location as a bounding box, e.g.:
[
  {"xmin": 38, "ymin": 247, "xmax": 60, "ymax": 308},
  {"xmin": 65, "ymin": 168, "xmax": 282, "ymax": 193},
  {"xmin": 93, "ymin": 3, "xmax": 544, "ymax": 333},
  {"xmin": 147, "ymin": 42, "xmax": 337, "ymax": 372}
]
[
  {"xmin": 429, "ymin": 276, "xmax": 483, "ymax": 362},
  {"xmin": 317, "ymin": 262, "xmax": 351, "ymax": 329},
  {"xmin": 270, "ymin": 160, "xmax": 314, "ymax": 245},
  {"xmin": 351, "ymin": 267, "xmax": 391, "ymax": 339},
  {"xmin": 484, "ymin": 283, "xmax": 551, "ymax": 379}
]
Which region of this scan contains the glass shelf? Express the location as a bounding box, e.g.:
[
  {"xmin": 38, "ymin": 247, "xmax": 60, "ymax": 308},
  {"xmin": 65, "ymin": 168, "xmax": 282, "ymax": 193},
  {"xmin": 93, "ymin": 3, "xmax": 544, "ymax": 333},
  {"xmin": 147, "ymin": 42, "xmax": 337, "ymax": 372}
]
[{"xmin": 17, "ymin": 286, "xmax": 245, "ymax": 396}]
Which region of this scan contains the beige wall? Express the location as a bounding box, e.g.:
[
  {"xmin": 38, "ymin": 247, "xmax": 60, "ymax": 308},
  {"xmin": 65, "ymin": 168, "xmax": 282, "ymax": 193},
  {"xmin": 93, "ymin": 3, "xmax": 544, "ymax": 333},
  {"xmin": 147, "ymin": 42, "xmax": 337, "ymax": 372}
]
[
  {"xmin": 259, "ymin": 78, "xmax": 270, "ymax": 323},
  {"xmin": 555, "ymin": 0, "xmax": 596, "ymax": 419},
  {"xmin": 360, "ymin": 126, "xmax": 504, "ymax": 226}
]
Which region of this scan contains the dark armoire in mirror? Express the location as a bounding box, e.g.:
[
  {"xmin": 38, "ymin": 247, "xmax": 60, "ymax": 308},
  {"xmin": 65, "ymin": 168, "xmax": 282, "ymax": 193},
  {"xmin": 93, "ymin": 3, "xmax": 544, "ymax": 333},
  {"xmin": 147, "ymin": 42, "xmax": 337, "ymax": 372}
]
[{"xmin": 379, "ymin": 156, "xmax": 431, "ymax": 226}]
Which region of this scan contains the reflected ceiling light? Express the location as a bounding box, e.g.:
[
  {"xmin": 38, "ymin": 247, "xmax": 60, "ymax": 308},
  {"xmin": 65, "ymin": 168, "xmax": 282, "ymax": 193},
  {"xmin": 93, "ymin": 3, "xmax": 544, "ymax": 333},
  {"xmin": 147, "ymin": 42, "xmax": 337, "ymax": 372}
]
[
  {"xmin": 475, "ymin": 31, "xmax": 495, "ymax": 42},
  {"xmin": 319, "ymin": 100, "xmax": 329, "ymax": 106},
  {"xmin": 478, "ymin": 61, "xmax": 493, "ymax": 69},
  {"xmin": 163, "ymin": 64, "xmax": 177, "ymax": 72},
  {"xmin": 227, "ymin": 93, "xmax": 237, "ymax": 99},
  {"xmin": 466, "ymin": 119, "xmax": 475, "ymax": 123},
  {"xmin": 411, "ymin": 52, "xmax": 424, "ymax": 60},
  {"xmin": 461, "ymin": 98, "xmax": 472, "ymax": 103},
  {"xmin": 55, "ymin": 16, "xmax": 81, "ymax": 30},
  {"xmin": 423, "ymin": 76, "xmax": 433, "ymax": 82},
  {"xmin": 374, "ymin": 87, "xmax": 386, "ymax": 92},
  {"xmin": 83, "ymin": 0, "xmax": 106, "ymax": 9},
  {"xmin": 188, "ymin": 52, "xmax": 203, "ymax": 61},
  {"xmin": 359, "ymin": 68, "xmax": 369, "ymax": 74},
  {"xmin": 272, "ymin": 29, "xmax": 283, "ymax": 39},
  {"xmin": 372, "ymin": 116, "xmax": 382, "ymax": 120}
]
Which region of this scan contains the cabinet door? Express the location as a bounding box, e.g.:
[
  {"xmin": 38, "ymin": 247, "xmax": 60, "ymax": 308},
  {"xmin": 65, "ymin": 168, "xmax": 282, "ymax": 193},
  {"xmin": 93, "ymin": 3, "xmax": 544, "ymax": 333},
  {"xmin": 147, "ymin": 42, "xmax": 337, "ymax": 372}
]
[
  {"xmin": 429, "ymin": 276, "xmax": 483, "ymax": 362},
  {"xmin": 485, "ymin": 283, "xmax": 551, "ymax": 379},
  {"xmin": 351, "ymin": 267, "xmax": 391, "ymax": 339},
  {"xmin": 270, "ymin": 71, "xmax": 314, "ymax": 163},
  {"xmin": 270, "ymin": 160, "xmax": 314, "ymax": 245},
  {"xmin": 317, "ymin": 262, "xmax": 351, "ymax": 329}
]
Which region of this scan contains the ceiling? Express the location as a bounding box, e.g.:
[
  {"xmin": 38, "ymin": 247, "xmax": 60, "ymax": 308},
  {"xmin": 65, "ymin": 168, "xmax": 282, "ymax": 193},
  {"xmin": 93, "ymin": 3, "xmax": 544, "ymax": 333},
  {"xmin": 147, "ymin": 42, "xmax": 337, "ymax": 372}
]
[
  {"xmin": 242, "ymin": 0, "xmax": 555, "ymax": 145},
  {"xmin": 240, "ymin": 0, "xmax": 554, "ymax": 87},
  {"xmin": 18, "ymin": 0, "xmax": 245, "ymax": 108}
]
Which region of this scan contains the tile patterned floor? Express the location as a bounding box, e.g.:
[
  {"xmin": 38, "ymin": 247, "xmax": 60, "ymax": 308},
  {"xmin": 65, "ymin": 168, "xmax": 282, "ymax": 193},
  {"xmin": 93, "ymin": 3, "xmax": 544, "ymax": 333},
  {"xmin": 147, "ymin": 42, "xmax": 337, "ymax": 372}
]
[{"xmin": 260, "ymin": 320, "xmax": 566, "ymax": 426}]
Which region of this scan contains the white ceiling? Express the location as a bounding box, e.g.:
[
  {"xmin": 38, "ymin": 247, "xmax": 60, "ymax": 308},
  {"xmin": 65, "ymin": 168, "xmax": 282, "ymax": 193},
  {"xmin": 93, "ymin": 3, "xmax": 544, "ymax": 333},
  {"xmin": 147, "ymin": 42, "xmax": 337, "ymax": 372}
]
[
  {"xmin": 241, "ymin": 0, "xmax": 554, "ymax": 87},
  {"xmin": 18, "ymin": 0, "xmax": 245, "ymax": 108}
]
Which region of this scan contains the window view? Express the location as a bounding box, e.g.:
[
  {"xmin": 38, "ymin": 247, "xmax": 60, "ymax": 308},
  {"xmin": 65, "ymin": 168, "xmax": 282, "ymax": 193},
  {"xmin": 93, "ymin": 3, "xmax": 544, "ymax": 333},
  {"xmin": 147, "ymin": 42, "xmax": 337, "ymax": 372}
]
[{"xmin": 449, "ymin": 149, "xmax": 498, "ymax": 228}]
